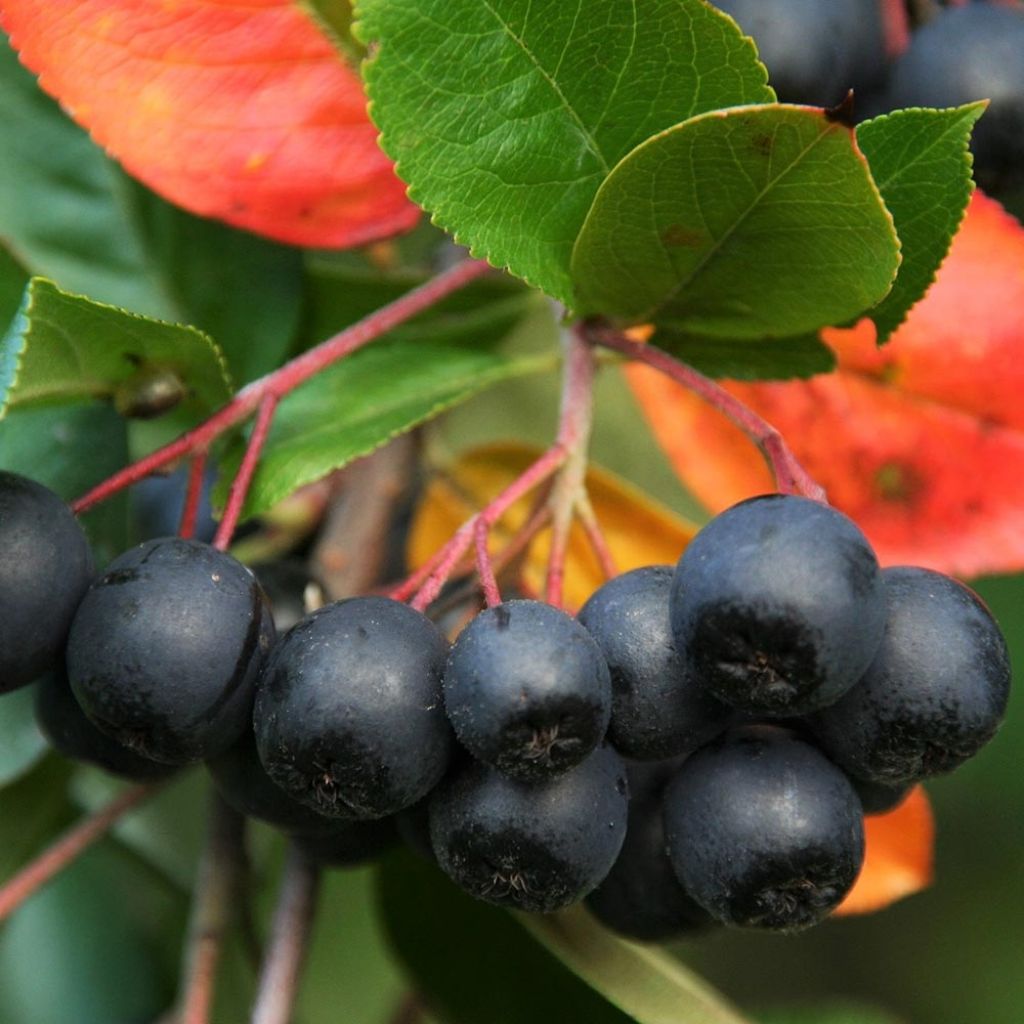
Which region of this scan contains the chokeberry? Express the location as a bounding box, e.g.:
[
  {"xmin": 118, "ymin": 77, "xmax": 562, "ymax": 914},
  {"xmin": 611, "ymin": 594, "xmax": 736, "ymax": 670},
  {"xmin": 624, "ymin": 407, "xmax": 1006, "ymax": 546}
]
[
  {"xmin": 664, "ymin": 726, "xmax": 864, "ymax": 932},
  {"xmin": 444, "ymin": 600, "xmax": 612, "ymax": 780},
  {"xmin": 207, "ymin": 729, "xmax": 339, "ymax": 834},
  {"xmin": 851, "ymin": 776, "xmax": 912, "ymax": 817},
  {"xmin": 670, "ymin": 494, "xmax": 886, "ymax": 717},
  {"xmin": 713, "ymin": 0, "xmax": 887, "ymax": 106},
  {"xmin": 810, "ymin": 567, "xmax": 1011, "ymax": 784},
  {"xmin": 35, "ymin": 666, "xmax": 176, "ymax": 782},
  {"xmin": 586, "ymin": 791, "xmax": 713, "ymax": 942},
  {"xmin": 67, "ymin": 537, "xmax": 274, "ymax": 765},
  {"xmin": 290, "ymin": 817, "xmax": 399, "ymax": 868},
  {"xmin": 881, "ymin": 4, "xmax": 1024, "ymax": 197},
  {"xmin": 0, "ymin": 471, "xmax": 93, "ymax": 693},
  {"xmin": 429, "ymin": 744, "xmax": 628, "ymax": 913},
  {"xmin": 254, "ymin": 596, "xmax": 453, "ymax": 820},
  {"xmin": 578, "ymin": 567, "xmax": 732, "ymax": 759}
]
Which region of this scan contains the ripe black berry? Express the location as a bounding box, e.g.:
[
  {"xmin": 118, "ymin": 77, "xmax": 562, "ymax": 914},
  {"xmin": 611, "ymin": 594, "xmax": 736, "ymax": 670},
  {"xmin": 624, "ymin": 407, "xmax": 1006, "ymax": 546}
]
[
  {"xmin": 429, "ymin": 744, "xmax": 628, "ymax": 913},
  {"xmin": 578, "ymin": 566, "xmax": 732, "ymax": 759},
  {"xmin": 34, "ymin": 666, "xmax": 175, "ymax": 782},
  {"xmin": 851, "ymin": 776, "xmax": 912, "ymax": 817},
  {"xmin": 0, "ymin": 471, "xmax": 93, "ymax": 693},
  {"xmin": 713, "ymin": 0, "xmax": 887, "ymax": 106},
  {"xmin": 67, "ymin": 537, "xmax": 274, "ymax": 765},
  {"xmin": 290, "ymin": 817, "xmax": 399, "ymax": 867},
  {"xmin": 207, "ymin": 729, "xmax": 339, "ymax": 835},
  {"xmin": 670, "ymin": 494, "xmax": 886, "ymax": 717},
  {"xmin": 444, "ymin": 600, "xmax": 612, "ymax": 780},
  {"xmin": 881, "ymin": 4, "xmax": 1024, "ymax": 197},
  {"xmin": 586, "ymin": 791, "xmax": 713, "ymax": 942},
  {"xmin": 810, "ymin": 567, "xmax": 1011, "ymax": 784},
  {"xmin": 664, "ymin": 726, "xmax": 864, "ymax": 932},
  {"xmin": 254, "ymin": 596, "xmax": 453, "ymax": 820}
]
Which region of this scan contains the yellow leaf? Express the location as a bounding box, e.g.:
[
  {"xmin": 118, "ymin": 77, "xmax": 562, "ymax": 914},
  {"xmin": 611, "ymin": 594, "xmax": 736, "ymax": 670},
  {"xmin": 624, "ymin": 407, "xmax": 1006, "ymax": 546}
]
[{"xmin": 408, "ymin": 442, "xmax": 698, "ymax": 611}]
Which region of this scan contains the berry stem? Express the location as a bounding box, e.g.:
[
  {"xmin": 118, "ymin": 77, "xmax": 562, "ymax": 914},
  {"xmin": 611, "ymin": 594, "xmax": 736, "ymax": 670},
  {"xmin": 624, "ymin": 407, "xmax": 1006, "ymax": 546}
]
[
  {"xmin": 587, "ymin": 326, "xmax": 827, "ymax": 505},
  {"xmin": 179, "ymin": 452, "xmax": 210, "ymax": 540},
  {"xmin": 213, "ymin": 394, "xmax": 279, "ymax": 550},
  {"xmin": 0, "ymin": 782, "xmax": 158, "ymax": 922},
  {"xmin": 71, "ymin": 259, "xmax": 491, "ymax": 517},
  {"xmin": 544, "ymin": 326, "xmax": 597, "ymax": 607},
  {"xmin": 249, "ymin": 844, "xmax": 321, "ymax": 1024},
  {"xmin": 574, "ymin": 492, "xmax": 618, "ymax": 582},
  {"xmin": 177, "ymin": 794, "xmax": 247, "ymax": 1024}
]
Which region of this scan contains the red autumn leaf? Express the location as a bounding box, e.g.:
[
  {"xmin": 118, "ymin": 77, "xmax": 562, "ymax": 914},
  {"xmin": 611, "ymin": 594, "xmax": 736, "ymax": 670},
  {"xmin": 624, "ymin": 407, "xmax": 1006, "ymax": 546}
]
[
  {"xmin": 835, "ymin": 786, "xmax": 935, "ymax": 916},
  {"xmin": 628, "ymin": 191, "xmax": 1024, "ymax": 577},
  {"xmin": 0, "ymin": 0, "xmax": 419, "ymax": 247}
]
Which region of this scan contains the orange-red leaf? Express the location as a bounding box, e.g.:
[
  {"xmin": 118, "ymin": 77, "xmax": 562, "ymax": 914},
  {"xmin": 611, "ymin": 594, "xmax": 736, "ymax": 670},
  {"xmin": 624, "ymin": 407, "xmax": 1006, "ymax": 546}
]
[
  {"xmin": 629, "ymin": 192, "xmax": 1024, "ymax": 576},
  {"xmin": 835, "ymin": 786, "xmax": 934, "ymax": 916},
  {"xmin": 0, "ymin": 0, "xmax": 418, "ymax": 247},
  {"xmin": 407, "ymin": 443, "xmax": 698, "ymax": 613}
]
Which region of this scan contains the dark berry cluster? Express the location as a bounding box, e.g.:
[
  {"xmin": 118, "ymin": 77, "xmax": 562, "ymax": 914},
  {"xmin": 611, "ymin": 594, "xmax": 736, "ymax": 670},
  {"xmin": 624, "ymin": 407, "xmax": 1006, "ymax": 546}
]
[
  {"xmin": 0, "ymin": 470, "xmax": 1011, "ymax": 936},
  {"xmin": 714, "ymin": 0, "xmax": 1024, "ymax": 202}
]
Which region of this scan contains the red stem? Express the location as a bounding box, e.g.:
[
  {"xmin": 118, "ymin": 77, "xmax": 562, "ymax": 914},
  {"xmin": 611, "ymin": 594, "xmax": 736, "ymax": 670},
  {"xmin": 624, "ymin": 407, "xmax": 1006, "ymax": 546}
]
[
  {"xmin": 179, "ymin": 451, "xmax": 209, "ymax": 539},
  {"xmin": 590, "ymin": 328, "xmax": 827, "ymax": 504},
  {"xmin": 72, "ymin": 260, "xmax": 491, "ymax": 516},
  {"xmin": 575, "ymin": 494, "xmax": 618, "ymax": 582},
  {"xmin": 0, "ymin": 783, "xmax": 157, "ymax": 922},
  {"xmin": 212, "ymin": 394, "xmax": 278, "ymax": 550}
]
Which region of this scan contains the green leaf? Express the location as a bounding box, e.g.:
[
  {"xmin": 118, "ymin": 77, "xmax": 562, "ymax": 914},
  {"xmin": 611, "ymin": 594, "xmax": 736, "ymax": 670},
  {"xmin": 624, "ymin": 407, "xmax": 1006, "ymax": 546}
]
[
  {"xmin": 652, "ymin": 330, "xmax": 835, "ymax": 380},
  {"xmin": 0, "ymin": 401, "xmax": 131, "ymax": 564},
  {"xmin": 0, "ymin": 278, "xmax": 233, "ymax": 419},
  {"xmin": 572, "ymin": 104, "xmax": 901, "ymax": 337},
  {"xmin": 301, "ymin": 0, "xmax": 364, "ymax": 62},
  {"xmin": 0, "ymin": 757, "xmax": 74, "ymax": 881},
  {"xmin": 857, "ymin": 103, "xmax": 985, "ymax": 343},
  {"xmin": 357, "ymin": 0, "xmax": 773, "ymax": 303},
  {"xmin": 0, "ymin": 245, "xmax": 28, "ymax": 331},
  {"xmin": 219, "ymin": 336, "xmax": 556, "ymax": 518},
  {"xmin": 376, "ymin": 851, "xmax": 634, "ymax": 1024},
  {"xmin": 758, "ymin": 1005, "xmax": 907, "ymax": 1024},
  {"xmin": 0, "ymin": 36, "xmax": 303, "ymax": 384},
  {"xmin": 521, "ymin": 907, "xmax": 751, "ymax": 1024},
  {"xmin": 0, "ymin": 688, "xmax": 47, "ymax": 788}
]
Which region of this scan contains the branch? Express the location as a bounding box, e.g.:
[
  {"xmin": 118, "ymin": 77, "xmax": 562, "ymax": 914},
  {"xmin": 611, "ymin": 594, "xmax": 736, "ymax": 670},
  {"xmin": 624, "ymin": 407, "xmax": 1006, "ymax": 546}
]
[
  {"xmin": 72, "ymin": 260, "xmax": 492, "ymax": 516},
  {"xmin": 0, "ymin": 782, "xmax": 158, "ymax": 922},
  {"xmin": 176, "ymin": 794, "xmax": 247, "ymax": 1024},
  {"xmin": 588, "ymin": 326, "xmax": 827, "ymax": 504},
  {"xmin": 249, "ymin": 844, "xmax": 321, "ymax": 1024}
]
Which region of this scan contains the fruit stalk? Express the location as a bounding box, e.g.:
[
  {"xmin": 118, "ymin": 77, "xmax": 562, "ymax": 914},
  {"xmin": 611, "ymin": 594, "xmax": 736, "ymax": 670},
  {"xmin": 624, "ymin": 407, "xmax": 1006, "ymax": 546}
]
[
  {"xmin": 0, "ymin": 782, "xmax": 158, "ymax": 922},
  {"xmin": 179, "ymin": 452, "xmax": 210, "ymax": 539},
  {"xmin": 250, "ymin": 844, "xmax": 321, "ymax": 1024},
  {"xmin": 587, "ymin": 325, "xmax": 827, "ymax": 503},
  {"xmin": 176, "ymin": 794, "xmax": 248, "ymax": 1024},
  {"xmin": 71, "ymin": 259, "xmax": 492, "ymax": 517}
]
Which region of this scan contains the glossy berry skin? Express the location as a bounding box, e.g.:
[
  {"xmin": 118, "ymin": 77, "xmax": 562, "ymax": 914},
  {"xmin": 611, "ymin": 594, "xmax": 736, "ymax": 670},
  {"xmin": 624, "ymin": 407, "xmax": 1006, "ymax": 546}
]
[
  {"xmin": 290, "ymin": 817, "xmax": 399, "ymax": 868},
  {"xmin": 444, "ymin": 600, "xmax": 612, "ymax": 780},
  {"xmin": 810, "ymin": 567, "xmax": 1011, "ymax": 785},
  {"xmin": 664, "ymin": 726, "xmax": 864, "ymax": 932},
  {"xmin": 67, "ymin": 538, "xmax": 274, "ymax": 765},
  {"xmin": 429, "ymin": 744, "xmax": 628, "ymax": 913},
  {"xmin": 578, "ymin": 567, "xmax": 732, "ymax": 759},
  {"xmin": 35, "ymin": 667, "xmax": 176, "ymax": 782},
  {"xmin": 713, "ymin": 0, "xmax": 886, "ymax": 106},
  {"xmin": 254, "ymin": 597, "xmax": 452, "ymax": 820},
  {"xmin": 882, "ymin": 5, "xmax": 1024, "ymax": 197},
  {"xmin": 586, "ymin": 791, "xmax": 713, "ymax": 942},
  {"xmin": 0, "ymin": 471, "xmax": 93, "ymax": 693},
  {"xmin": 207, "ymin": 729, "xmax": 338, "ymax": 835},
  {"xmin": 670, "ymin": 494, "xmax": 886, "ymax": 717}
]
